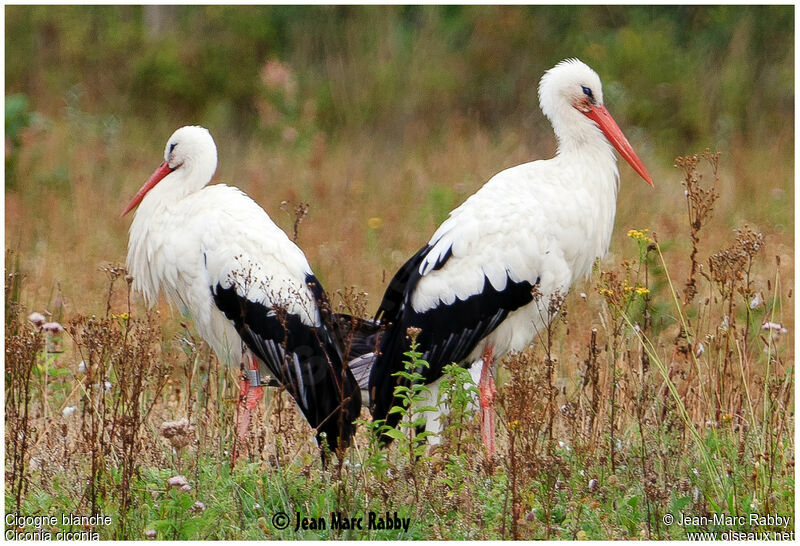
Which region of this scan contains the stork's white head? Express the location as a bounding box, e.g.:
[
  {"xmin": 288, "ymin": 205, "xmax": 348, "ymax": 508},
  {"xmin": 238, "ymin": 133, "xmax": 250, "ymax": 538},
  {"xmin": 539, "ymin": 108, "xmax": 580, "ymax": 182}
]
[
  {"xmin": 539, "ymin": 59, "xmax": 653, "ymax": 186},
  {"xmin": 122, "ymin": 125, "xmax": 218, "ymax": 216}
]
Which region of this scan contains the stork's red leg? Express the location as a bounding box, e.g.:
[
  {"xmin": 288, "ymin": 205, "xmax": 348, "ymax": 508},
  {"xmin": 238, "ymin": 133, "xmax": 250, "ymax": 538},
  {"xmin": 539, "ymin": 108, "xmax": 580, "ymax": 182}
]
[
  {"xmin": 479, "ymin": 344, "xmax": 496, "ymax": 458},
  {"xmin": 232, "ymin": 352, "xmax": 264, "ymax": 463}
]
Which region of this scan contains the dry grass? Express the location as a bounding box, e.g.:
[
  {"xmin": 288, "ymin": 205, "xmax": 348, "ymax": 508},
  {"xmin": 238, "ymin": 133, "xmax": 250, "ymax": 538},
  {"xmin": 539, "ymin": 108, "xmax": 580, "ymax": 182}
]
[{"xmin": 5, "ymin": 111, "xmax": 794, "ymax": 538}]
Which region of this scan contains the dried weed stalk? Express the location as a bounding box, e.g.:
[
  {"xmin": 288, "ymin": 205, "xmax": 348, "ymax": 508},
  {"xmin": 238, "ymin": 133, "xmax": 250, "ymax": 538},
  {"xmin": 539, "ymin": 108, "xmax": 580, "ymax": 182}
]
[{"xmin": 676, "ymin": 149, "xmax": 720, "ymax": 305}]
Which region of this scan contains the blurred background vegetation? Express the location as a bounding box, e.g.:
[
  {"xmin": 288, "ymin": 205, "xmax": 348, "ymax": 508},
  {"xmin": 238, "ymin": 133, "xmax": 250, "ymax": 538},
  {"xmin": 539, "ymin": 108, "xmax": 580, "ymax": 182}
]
[
  {"xmin": 5, "ymin": 4, "xmax": 794, "ymax": 314},
  {"xmin": 7, "ymin": 6, "xmax": 793, "ymax": 144}
]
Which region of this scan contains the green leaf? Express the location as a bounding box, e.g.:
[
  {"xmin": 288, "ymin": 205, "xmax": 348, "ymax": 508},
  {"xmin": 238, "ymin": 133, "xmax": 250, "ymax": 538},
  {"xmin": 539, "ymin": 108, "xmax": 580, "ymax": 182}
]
[
  {"xmin": 382, "ymin": 428, "xmax": 407, "ymax": 442},
  {"xmin": 673, "ymin": 496, "xmax": 691, "ymax": 511}
]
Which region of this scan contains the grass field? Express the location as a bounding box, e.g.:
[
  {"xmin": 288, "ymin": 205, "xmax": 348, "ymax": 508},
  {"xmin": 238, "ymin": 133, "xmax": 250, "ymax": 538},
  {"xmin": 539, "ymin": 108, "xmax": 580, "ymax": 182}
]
[
  {"xmin": 5, "ymin": 106, "xmax": 793, "ymax": 538},
  {"xmin": 4, "ymin": 7, "xmax": 795, "ymax": 535}
]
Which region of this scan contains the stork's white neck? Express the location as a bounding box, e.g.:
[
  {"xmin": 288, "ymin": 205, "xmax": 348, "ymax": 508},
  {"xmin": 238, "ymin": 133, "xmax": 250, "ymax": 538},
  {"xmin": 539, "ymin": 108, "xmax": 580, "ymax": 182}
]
[
  {"xmin": 127, "ymin": 164, "xmax": 214, "ymax": 306},
  {"xmin": 555, "ymin": 127, "xmax": 620, "ymax": 282},
  {"xmin": 559, "ymin": 131, "xmax": 618, "ymax": 173},
  {"xmin": 139, "ymin": 156, "xmax": 215, "ymax": 215}
]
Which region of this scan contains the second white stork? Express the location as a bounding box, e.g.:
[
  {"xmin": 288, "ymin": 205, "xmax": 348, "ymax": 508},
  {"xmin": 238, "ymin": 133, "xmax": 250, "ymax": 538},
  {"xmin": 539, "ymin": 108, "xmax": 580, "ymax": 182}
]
[
  {"xmin": 368, "ymin": 58, "xmax": 653, "ymax": 455},
  {"xmin": 122, "ymin": 126, "xmax": 361, "ymax": 461}
]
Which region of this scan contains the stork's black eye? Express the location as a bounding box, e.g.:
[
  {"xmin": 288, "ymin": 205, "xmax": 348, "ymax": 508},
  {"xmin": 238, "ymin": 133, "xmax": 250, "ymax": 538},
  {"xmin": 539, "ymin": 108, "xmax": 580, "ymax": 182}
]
[
  {"xmin": 581, "ymin": 86, "xmax": 594, "ymax": 100},
  {"xmin": 169, "ymin": 142, "xmax": 177, "ymax": 154}
]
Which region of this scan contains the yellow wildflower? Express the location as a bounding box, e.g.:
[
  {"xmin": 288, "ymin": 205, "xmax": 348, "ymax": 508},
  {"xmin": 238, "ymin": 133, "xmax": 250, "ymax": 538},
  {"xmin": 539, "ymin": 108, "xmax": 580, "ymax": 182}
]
[
  {"xmin": 627, "ymin": 228, "xmax": 653, "ymax": 243},
  {"xmin": 627, "ymin": 229, "xmax": 643, "ymax": 240}
]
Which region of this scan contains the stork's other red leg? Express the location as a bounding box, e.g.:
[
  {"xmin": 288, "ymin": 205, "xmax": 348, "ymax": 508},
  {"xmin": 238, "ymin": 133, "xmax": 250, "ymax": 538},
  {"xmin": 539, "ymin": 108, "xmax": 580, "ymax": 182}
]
[
  {"xmin": 232, "ymin": 351, "xmax": 264, "ymax": 463},
  {"xmin": 479, "ymin": 344, "xmax": 496, "ymax": 459}
]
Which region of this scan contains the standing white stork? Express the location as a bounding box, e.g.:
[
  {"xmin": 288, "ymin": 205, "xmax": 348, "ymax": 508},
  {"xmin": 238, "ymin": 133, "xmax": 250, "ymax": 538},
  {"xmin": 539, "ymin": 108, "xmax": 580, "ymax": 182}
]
[
  {"xmin": 122, "ymin": 126, "xmax": 361, "ymax": 461},
  {"xmin": 368, "ymin": 59, "xmax": 653, "ymax": 455}
]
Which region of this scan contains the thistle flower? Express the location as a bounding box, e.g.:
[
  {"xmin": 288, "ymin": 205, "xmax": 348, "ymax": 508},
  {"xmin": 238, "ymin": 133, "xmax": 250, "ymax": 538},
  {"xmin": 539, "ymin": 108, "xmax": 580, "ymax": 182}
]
[
  {"xmin": 28, "ymin": 312, "xmax": 46, "ymax": 328},
  {"xmin": 168, "ymin": 475, "xmax": 189, "ymax": 488},
  {"xmin": 762, "ymin": 322, "xmax": 785, "ymax": 334},
  {"xmin": 41, "ymin": 321, "xmax": 64, "ymax": 334}
]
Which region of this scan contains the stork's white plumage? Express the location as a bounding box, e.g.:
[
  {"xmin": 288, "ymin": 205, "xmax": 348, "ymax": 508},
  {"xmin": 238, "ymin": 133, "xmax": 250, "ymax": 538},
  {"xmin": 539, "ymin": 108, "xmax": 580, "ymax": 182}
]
[
  {"xmin": 122, "ymin": 126, "xmax": 361, "ymax": 460},
  {"xmin": 368, "ymin": 59, "xmax": 653, "ymax": 454}
]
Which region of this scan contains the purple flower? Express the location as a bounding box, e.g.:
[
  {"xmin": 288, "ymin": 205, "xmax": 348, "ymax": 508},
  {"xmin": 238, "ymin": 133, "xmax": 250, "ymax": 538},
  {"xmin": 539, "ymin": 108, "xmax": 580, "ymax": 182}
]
[{"xmin": 28, "ymin": 312, "xmax": 46, "ymax": 328}]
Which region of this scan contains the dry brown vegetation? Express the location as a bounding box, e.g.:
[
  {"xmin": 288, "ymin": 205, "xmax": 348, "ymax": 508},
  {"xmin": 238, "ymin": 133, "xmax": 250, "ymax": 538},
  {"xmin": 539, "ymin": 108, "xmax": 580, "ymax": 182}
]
[{"xmin": 5, "ymin": 129, "xmax": 794, "ymax": 538}]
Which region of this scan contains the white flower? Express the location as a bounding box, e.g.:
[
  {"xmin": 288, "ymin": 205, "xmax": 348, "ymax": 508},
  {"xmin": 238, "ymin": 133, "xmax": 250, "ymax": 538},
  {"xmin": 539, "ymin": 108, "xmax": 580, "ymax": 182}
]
[
  {"xmin": 695, "ymin": 343, "xmax": 705, "ymax": 357},
  {"xmin": 42, "ymin": 321, "xmax": 64, "ymax": 334},
  {"xmin": 168, "ymin": 475, "xmax": 189, "ymax": 488},
  {"xmin": 104, "ymin": 381, "xmax": 112, "ymax": 392},
  {"xmin": 62, "ymin": 406, "xmax": 77, "ymax": 418},
  {"xmin": 28, "ymin": 312, "xmax": 46, "ymax": 328},
  {"xmin": 77, "ymin": 360, "xmax": 87, "ymax": 373},
  {"xmin": 749, "ymin": 293, "xmax": 762, "ymax": 309}
]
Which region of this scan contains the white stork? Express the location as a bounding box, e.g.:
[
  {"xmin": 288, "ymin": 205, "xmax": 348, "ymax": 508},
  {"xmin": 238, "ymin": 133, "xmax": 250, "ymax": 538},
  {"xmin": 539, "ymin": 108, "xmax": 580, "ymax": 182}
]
[
  {"xmin": 367, "ymin": 58, "xmax": 653, "ymax": 455},
  {"xmin": 121, "ymin": 126, "xmax": 361, "ymax": 461}
]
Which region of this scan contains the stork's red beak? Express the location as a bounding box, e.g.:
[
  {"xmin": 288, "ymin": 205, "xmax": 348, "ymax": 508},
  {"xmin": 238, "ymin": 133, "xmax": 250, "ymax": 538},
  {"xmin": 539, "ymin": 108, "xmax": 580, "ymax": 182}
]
[
  {"xmin": 121, "ymin": 161, "xmax": 174, "ymax": 217},
  {"xmin": 584, "ymin": 105, "xmax": 654, "ymax": 187}
]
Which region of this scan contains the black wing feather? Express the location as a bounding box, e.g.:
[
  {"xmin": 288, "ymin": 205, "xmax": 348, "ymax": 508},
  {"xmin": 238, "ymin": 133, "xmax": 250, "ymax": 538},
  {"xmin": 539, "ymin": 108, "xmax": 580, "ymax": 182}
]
[
  {"xmin": 212, "ymin": 274, "xmax": 361, "ymax": 453},
  {"xmin": 369, "ymin": 244, "xmax": 537, "ymax": 438}
]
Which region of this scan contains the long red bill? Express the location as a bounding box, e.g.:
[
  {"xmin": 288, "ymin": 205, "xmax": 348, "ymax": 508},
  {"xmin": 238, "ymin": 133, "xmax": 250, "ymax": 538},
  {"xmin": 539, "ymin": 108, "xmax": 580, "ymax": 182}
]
[
  {"xmin": 121, "ymin": 161, "xmax": 173, "ymax": 217},
  {"xmin": 584, "ymin": 105, "xmax": 654, "ymax": 187}
]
